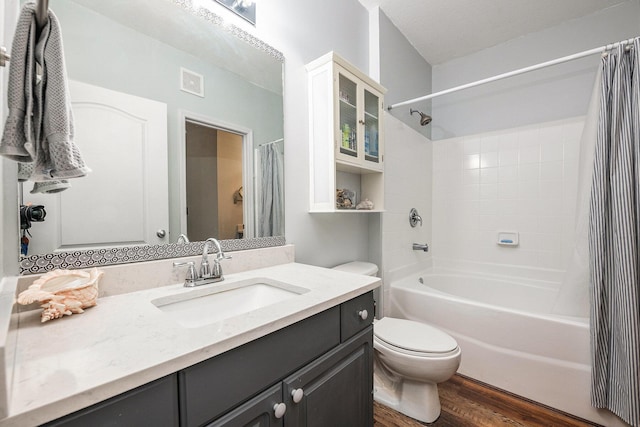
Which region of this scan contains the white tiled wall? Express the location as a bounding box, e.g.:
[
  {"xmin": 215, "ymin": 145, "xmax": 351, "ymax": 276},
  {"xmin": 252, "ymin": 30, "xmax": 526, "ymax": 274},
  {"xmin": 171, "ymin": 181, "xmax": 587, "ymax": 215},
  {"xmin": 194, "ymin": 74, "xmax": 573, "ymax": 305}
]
[{"xmin": 432, "ymin": 117, "xmax": 585, "ymax": 271}]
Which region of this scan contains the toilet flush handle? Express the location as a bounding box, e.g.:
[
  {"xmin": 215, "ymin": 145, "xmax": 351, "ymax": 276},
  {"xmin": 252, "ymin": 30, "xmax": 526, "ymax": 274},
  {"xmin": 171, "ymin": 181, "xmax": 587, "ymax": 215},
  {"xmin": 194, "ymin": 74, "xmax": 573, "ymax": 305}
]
[
  {"xmin": 291, "ymin": 388, "xmax": 304, "ymax": 403},
  {"xmin": 358, "ymin": 310, "xmax": 368, "ymax": 320}
]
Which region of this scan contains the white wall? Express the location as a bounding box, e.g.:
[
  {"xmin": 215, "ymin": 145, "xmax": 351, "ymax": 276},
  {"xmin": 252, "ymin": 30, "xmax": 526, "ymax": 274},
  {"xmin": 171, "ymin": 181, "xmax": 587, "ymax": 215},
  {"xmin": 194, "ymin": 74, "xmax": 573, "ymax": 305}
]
[
  {"xmin": 380, "ymin": 113, "xmax": 432, "ymax": 313},
  {"xmin": 432, "ymin": 117, "xmax": 583, "ymax": 271},
  {"xmin": 252, "ymin": 0, "xmax": 375, "ymax": 267},
  {"xmin": 431, "ymin": 1, "xmax": 639, "ymax": 140},
  {"xmin": 378, "ymin": 10, "xmax": 432, "ymax": 139}
]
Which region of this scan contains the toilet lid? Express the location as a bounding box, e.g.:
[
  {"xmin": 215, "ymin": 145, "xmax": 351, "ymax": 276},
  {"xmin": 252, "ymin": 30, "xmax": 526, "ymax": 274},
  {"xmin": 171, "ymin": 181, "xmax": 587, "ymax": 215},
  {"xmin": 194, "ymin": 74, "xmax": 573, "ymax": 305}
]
[
  {"xmin": 332, "ymin": 261, "xmax": 379, "ymax": 276},
  {"xmin": 374, "ymin": 317, "xmax": 458, "ymax": 354}
]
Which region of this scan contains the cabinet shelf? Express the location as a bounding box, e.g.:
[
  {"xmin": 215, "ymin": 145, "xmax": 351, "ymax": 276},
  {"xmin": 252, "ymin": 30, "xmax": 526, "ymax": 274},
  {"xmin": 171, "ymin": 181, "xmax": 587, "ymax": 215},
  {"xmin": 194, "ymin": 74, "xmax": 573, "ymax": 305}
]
[
  {"xmin": 340, "ymin": 98, "xmax": 357, "ymax": 109},
  {"xmin": 339, "ymin": 146, "xmax": 358, "ymax": 156}
]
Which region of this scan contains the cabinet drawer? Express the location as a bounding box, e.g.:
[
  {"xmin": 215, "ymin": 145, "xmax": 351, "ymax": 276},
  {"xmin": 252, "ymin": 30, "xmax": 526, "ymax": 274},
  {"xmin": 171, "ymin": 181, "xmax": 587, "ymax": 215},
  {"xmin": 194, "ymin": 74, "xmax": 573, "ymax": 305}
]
[
  {"xmin": 43, "ymin": 374, "xmax": 179, "ymax": 427},
  {"xmin": 179, "ymin": 306, "xmax": 340, "ymax": 427},
  {"xmin": 340, "ymin": 291, "xmax": 374, "ymax": 341}
]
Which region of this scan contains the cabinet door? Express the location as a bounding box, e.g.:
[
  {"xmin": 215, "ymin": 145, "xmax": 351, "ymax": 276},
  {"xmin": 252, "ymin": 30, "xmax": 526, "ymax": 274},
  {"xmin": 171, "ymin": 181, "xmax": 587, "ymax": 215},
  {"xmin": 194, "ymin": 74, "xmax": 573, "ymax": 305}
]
[
  {"xmin": 362, "ymin": 87, "xmax": 383, "ymax": 171},
  {"xmin": 283, "ymin": 327, "xmax": 373, "ymax": 427},
  {"xmin": 207, "ymin": 384, "xmax": 285, "ymax": 427},
  {"xmin": 334, "ymin": 66, "xmax": 384, "ymax": 173},
  {"xmin": 179, "ymin": 307, "xmax": 340, "ymax": 427}
]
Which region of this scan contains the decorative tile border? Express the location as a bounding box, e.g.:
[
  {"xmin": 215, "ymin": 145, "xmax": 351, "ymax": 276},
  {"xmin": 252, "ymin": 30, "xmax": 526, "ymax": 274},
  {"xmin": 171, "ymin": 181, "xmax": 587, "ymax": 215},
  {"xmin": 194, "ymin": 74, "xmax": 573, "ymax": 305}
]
[
  {"xmin": 19, "ymin": 236, "xmax": 286, "ymax": 275},
  {"xmin": 171, "ymin": 0, "xmax": 285, "ymax": 62}
]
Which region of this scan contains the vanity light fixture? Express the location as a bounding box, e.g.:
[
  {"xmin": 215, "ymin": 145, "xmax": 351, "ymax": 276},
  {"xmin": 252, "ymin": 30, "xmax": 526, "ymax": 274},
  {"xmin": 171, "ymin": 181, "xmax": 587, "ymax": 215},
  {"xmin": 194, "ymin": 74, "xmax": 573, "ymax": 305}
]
[{"xmin": 213, "ymin": 0, "xmax": 256, "ymax": 25}]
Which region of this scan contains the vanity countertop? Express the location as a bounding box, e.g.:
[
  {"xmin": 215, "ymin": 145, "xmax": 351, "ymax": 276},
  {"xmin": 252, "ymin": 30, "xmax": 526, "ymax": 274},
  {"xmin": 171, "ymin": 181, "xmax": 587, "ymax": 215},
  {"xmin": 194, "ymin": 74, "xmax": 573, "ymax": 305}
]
[{"xmin": 0, "ymin": 262, "xmax": 380, "ymax": 427}]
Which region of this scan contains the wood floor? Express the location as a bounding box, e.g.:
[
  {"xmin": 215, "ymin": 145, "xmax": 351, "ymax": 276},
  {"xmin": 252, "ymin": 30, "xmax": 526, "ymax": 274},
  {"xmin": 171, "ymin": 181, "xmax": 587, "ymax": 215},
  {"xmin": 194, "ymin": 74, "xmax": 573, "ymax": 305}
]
[{"xmin": 373, "ymin": 375, "xmax": 601, "ymax": 427}]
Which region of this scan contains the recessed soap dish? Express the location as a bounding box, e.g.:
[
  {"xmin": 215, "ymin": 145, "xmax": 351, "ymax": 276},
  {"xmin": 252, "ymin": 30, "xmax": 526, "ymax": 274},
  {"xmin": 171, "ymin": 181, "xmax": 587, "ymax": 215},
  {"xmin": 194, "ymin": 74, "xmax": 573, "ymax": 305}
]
[{"xmin": 497, "ymin": 231, "xmax": 519, "ymax": 247}]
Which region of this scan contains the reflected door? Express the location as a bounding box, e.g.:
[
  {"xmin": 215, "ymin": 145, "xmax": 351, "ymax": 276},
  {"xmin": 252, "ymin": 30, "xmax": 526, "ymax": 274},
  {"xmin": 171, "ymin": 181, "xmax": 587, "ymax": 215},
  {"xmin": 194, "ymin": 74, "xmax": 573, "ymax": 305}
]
[
  {"xmin": 185, "ymin": 121, "xmax": 243, "ymax": 241},
  {"xmin": 24, "ymin": 81, "xmax": 169, "ymax": 254}
]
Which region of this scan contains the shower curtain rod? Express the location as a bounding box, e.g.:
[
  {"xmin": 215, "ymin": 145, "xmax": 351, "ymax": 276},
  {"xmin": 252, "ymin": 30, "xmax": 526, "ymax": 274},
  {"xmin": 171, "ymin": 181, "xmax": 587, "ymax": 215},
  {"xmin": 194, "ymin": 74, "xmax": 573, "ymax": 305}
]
[
  {"xmin": 258, "ymin": 138, "xmax": 284, "ymax": 147},
  {"xmin": 388, "ymin": 37, "xmax": 637, "ymax": 110}
]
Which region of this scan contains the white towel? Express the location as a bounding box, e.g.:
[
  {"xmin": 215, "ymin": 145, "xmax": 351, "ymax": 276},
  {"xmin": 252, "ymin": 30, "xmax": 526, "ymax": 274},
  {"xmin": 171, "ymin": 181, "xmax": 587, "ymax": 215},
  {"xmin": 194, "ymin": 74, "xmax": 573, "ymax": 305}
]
[{"xmin": 0, "ymin": 2, "xmax": 89, "ymax": 186}]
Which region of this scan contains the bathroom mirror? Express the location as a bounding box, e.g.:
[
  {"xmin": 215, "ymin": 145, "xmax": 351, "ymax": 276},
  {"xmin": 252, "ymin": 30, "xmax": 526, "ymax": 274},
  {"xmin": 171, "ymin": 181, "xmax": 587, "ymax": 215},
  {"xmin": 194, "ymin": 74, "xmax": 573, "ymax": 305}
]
[{"xmin": 17, "ymin": 0, "xmax": 285, "ymax": 274}]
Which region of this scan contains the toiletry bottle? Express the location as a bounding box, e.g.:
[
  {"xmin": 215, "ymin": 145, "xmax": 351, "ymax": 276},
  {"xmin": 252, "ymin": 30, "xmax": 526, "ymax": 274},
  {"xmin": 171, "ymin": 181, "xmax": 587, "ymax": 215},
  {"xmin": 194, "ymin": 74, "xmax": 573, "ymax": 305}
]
[
  {"xmin": 342, "ymin": 123, "xmax": 350, "ymax": 149},
  {"xmin": 365, "ymin": 128, "xmax": 370, "ymax": 155},
  {"xmin": 370, "ymin": 123, "xmax": 378, "ymax": 157}
]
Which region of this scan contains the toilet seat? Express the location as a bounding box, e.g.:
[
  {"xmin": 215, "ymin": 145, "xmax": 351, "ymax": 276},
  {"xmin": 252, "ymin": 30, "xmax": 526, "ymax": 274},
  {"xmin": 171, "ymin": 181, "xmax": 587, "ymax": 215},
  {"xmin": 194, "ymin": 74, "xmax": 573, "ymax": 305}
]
[{"xmin": 374, "ymin": 317, "xmax": 459, "ymax": 357}]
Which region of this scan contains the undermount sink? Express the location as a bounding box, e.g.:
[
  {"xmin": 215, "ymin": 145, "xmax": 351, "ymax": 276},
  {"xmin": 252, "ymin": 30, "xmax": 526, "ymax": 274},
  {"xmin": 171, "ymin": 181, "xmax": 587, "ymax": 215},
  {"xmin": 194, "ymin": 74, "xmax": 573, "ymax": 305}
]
[{"xmin": 151, "ymin": 278, "xmax": 309, "ymax": 328}]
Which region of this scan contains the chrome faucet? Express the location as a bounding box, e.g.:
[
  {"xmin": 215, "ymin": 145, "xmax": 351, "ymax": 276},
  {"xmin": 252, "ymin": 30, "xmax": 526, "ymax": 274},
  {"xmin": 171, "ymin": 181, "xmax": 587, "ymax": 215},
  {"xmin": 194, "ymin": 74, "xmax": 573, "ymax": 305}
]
[
  {"xmin": 176, "ymin": 233, "xmax": 190, "ymax": 244},
  {"xmin": 412, "ymin": 242, "xmax": 429, "ymax": 252},
  {"xmin": 173, "ymin": 237, "xmax": 231, "ymax": 287},
  {"xmin": 200, "ymin": 238, "xmax": 224, "ymax": 279}
]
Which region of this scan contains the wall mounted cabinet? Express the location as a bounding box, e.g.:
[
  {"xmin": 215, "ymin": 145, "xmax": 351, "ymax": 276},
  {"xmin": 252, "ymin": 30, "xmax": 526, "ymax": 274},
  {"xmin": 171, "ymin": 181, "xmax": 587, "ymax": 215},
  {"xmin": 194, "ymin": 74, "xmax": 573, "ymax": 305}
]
[{"xmin": 307, "ymin": 52, "xmax": 386, "ymax": 213}]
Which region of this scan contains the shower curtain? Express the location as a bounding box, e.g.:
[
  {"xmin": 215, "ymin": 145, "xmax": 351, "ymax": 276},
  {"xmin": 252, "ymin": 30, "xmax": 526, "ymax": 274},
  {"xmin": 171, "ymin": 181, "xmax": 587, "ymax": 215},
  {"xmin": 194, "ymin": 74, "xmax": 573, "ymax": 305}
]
[
  {"xmin": 553, "ymin": 67, "xmax": 601, "ymax": 318},
  {"xmin": 257, "ymin": 143, "xmax": 284, "ymax": 237},
  {"xmin": 589, "ymin": 38, "xmax": 640, "ymax": 427}
]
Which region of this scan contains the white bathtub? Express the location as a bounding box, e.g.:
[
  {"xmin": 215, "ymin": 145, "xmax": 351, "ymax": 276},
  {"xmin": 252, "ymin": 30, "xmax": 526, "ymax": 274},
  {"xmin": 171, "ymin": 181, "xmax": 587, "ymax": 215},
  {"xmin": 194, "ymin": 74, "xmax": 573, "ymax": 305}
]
[{"xmin": 388, "ymin": 269, "xmax": 625, "ymax": 426}]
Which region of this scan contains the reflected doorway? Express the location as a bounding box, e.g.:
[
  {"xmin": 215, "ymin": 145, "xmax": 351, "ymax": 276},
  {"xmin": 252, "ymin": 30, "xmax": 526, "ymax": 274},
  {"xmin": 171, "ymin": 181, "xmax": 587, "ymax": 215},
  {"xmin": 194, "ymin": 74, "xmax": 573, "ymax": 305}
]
[{"xmin": 185, "ymin": 120, "xmax": 244, "ymax": 241}]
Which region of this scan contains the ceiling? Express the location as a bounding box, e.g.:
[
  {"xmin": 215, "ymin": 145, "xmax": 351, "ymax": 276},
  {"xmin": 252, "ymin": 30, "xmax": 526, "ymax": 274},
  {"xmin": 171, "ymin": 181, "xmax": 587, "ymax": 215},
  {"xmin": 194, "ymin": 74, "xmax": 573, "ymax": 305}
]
[{"xmin": 358, "ymin": 0, "xmax": 632, "ymax": 64}]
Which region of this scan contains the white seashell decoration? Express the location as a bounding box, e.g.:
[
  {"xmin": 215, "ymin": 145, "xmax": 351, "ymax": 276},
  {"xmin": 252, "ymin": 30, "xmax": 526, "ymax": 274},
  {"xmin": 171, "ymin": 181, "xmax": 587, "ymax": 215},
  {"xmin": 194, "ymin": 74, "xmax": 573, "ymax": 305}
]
[
  {"xmin": 17, "ymin": 268, "xmax": 104, "ymax": 323},
  {"xmin": 356, "ymin": 198, "xmax": 374, "ymax": 210}
]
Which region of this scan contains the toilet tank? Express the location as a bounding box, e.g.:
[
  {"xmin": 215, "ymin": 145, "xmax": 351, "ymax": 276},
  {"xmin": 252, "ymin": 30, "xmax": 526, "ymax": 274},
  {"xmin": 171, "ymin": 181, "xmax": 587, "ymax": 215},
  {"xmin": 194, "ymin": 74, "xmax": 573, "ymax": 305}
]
[{"xmin": 332, "ymin": 261, "xmax": 378, "ymax": 277}]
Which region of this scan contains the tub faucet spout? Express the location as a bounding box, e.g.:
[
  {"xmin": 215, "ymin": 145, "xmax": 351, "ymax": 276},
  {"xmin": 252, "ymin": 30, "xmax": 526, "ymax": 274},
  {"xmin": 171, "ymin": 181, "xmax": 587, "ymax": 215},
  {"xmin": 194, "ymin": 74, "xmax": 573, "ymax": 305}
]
[{"xmin": 412, "ymin": 243, "xmax": 429, "ymax": 252}]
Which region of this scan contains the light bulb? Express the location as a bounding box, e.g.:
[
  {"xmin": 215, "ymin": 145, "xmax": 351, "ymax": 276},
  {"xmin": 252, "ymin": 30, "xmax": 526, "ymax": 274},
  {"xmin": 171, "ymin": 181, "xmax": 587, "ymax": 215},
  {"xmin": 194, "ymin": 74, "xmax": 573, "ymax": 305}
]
[{"xmin": 234, "ymin": 0, "xmax": 254, "ymax": 9}]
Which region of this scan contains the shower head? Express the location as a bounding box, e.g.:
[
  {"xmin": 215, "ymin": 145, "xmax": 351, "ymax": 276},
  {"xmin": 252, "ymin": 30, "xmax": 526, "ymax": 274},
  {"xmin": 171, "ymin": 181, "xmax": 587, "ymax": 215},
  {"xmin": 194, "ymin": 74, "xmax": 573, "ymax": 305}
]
[{"xmin": 410, "ymin": 109, "xmax": 432, "ymax": 126}]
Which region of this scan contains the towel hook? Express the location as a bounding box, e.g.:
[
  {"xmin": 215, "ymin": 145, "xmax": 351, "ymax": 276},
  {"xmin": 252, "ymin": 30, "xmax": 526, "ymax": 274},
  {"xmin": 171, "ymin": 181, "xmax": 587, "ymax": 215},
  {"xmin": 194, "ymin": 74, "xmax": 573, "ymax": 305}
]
[
  {"xmin": 36, "ymin": 0, "xmax": 49, "ymax": 32},
  {"xmin": 2, "ymin": 0, "xmax": 50, "ymax": 67}
]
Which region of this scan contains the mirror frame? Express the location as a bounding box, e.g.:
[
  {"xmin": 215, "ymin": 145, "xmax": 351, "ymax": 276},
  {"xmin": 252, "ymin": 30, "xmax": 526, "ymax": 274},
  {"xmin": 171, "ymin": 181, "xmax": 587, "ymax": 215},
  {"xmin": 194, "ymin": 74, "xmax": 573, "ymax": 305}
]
[{"xmin": 19, "ymin": 0, "xmax": 285, "ymax": 275}]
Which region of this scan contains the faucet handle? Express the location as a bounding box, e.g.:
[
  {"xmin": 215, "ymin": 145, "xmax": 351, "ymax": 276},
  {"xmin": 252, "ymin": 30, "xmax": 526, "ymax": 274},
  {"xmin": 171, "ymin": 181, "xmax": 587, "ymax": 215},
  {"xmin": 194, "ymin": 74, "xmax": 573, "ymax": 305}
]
[
  {"xmin": 217, "ymin": 251, "xmax": 232, "ymax": 261},
  {"xmin": 409, "ymin": 208, "xmax": 423, "ymax": 228},
  {"xmin": 173, "ymin": 261, "xmax": 197, "ymax": 285}
]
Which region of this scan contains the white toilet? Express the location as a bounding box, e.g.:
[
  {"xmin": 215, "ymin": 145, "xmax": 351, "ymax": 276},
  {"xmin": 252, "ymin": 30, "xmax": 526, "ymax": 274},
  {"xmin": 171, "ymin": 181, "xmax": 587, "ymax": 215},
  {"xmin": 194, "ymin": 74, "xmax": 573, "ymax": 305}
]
[{"xmin": 332, "ymin": 262, "xmax": 461, "ymax": 423}]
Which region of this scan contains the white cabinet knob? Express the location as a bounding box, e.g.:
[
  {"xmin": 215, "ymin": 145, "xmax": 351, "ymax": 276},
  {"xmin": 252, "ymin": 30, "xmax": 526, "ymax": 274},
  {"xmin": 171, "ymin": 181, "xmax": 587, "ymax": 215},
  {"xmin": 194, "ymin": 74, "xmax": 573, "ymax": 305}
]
[
  {"xmin": 273, "ymin": 402, "xmax": 286, "ymax": 419},
  {"xmin": 358, "ymin": 309, "xmax": 368, "ymax": 320},
  {"xmin": 291, "ymin": 388, "xmax": 304, "ymax": 403}
]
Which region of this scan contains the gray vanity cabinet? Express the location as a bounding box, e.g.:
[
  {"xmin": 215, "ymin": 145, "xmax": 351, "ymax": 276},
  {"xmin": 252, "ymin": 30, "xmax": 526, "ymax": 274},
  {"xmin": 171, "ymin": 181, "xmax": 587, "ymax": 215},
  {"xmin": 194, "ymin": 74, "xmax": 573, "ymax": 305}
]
[{"xmin": 43, "ymin": 292, "xmax": 374, "ymax": 427}]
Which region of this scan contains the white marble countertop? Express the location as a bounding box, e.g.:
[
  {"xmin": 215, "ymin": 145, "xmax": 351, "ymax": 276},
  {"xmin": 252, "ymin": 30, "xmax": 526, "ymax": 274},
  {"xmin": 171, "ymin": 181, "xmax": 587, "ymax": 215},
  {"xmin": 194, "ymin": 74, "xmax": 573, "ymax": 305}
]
[{"xmin": 0, "ymin": 262, "xmax": 380, "ymax": 427}]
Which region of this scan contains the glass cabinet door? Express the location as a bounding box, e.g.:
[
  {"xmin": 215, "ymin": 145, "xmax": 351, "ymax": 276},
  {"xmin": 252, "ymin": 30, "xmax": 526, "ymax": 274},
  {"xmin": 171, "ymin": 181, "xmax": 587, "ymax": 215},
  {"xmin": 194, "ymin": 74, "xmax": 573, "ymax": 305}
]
[
  {"xmin": 363, "ymin": 89, "xmax": 380, "ymax": 164},
  {"xmin": 338, "ymin": 73, "xmax": 358, "ymax": 160}
]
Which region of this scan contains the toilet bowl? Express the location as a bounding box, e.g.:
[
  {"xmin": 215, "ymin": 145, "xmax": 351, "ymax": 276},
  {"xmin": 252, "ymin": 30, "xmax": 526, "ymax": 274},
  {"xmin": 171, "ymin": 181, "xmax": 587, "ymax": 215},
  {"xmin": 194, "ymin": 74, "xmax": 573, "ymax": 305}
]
[{"xmin": 332, "ymin": 262, "xmax": 461, "ymax": 423}]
